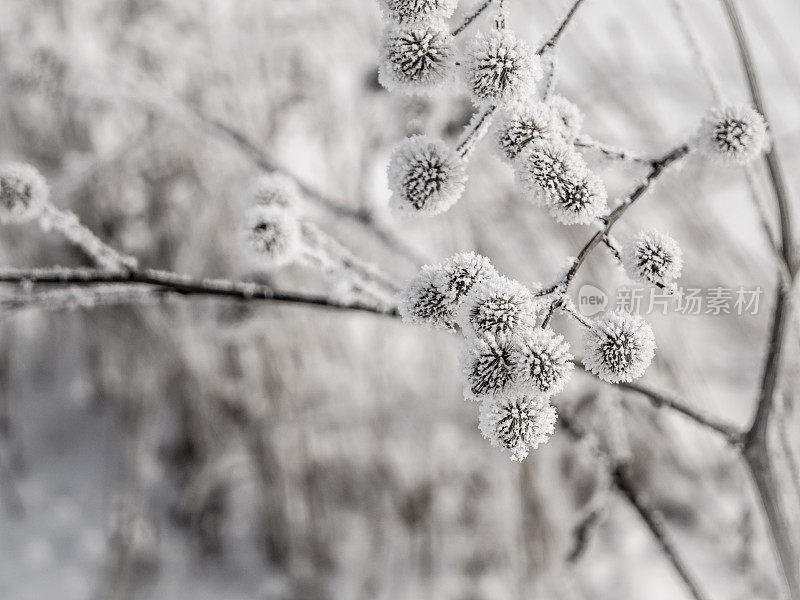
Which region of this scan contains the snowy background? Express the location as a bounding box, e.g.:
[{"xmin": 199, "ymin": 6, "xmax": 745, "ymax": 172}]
[{"xmin": 0, "ymin": 0, "xmax": 799, "ymax": 599}]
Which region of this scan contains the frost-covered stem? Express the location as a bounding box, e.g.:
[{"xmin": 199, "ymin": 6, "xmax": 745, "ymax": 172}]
[
  {"xmin": 451, "ymin": 0, "xmax": 494, "ymax": 37},
  {"xmin": 541, "ymin": 52, "xmax": 559, "ymax": 102},
  {"xmin": 669, "ymin": 0, "xmax": 725, "ymax": 105},
  {"xmin": 775, "ymin": 394, "xmax": 800, "ymax": 505},
  {"xmin": 574, "ymin": 135, "xmax": 651, "ymax": 165},
  {"xmin": 559, "ymin": 413, "xmax": 711, "ymax": 600},
  {"xmin": 456, "ymin": 106, "xmax": 497, "ymax": 158},
  {"xmin": 38, "ymin": 202, "xmax": 137, "ymax": 271},
  {"xmin": 202, "ymin": 116, "xmax": 427, "ymax": 266},
  {"xmin": 0, "ymin": 286, "xmax": 178, "ymax": 314},
  {"xmin": 566, "ymin": 504, "xmax": 604, "ymax": 564},
  {"xmin": 556, "ymin": 144, "xmax": 690, "ymax": 293},
  {"xmin": 602, "ymin": 235, "xmax": 622, "ymax": 262},
  {"xmin": 300, "ymin": 222, "xmax": 402, "ymax": 302},
  {"xmin": 721, "ymin": 2, "xmax": 800, "ymax": 595},
  {"xmin": 537, "ymin": 0, "xmax": 587, "ymax": 54},
  {"xmin": 611, "ymin": 464, "xmax": 711, "ymax": 600},
  {"xmin": 0, "ymin": 267, "xmax": 400, "ymax": 318},
  {"xmin": 744, "ymin": 167, "xmax": 785, "ymax": 270},
  {"xmin": 614, "ymin": 379, "xmax": 744, "ymax": 445}
]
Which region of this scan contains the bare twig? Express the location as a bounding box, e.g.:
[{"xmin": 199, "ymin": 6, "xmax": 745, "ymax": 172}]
[
  {"xmin": 560, "ymin": 413, "xmax": 711, "ymax": 600},
  {"xmin": 451, "ymin": 0, "xmax": 494, "ymax": 37},
  {"xmin": 537, "ymin": 0, "xmax": 587, "ymax": 54},
  {"xmin": 0, "ymin": 267, "xmax": 400, "ymax": 318}
]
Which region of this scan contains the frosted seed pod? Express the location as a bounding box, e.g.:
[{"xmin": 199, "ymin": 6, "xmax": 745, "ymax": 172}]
[
  {"xmin": 387, "ymin": 135, "xmax": 466, "ymax": 216},
  {"xmin": 479, "ymin": 394, "xmax": 557, "ymax": 461},
  {"xmin": 461, "ymin": 331, "xmax": 520, "ymax": 402},
  {"xmin": 494, "ymin": 102, "xmax": 559, "ymax": 161},
  {"xmin": 547, "ymin": 169, "xmax": 607, "ymax": 226},
  {"xmin": 515, "ymin": 140, "xmax": 587, "ymax": 207},
  {"xmin": 0, "ymin": 163, "xmax": 49, "ymax": 223},
  {"xmin": 583, "ymin": 311, "xmax": 656, "ymax": 384},
  {"xmin": 695, "ymin": 105, "xmax": 768, "ymax": 165},
  {"xmin": 241, "ymin": 205, "xmax": 301, "ymax": 269},
  {"xmin": 462, "ymin": 30, "xmax": 541, "ymax": 107},
  {"xmin": 399, "ymin": 252, "xmax": 496, "ymax": 329},
  {"xmin": 622, "ymin": 230, "xmax": 683, "ymax": 288},
  {"xmin": 379, "ymin": 23, "xmax": 456, "ymax": 95},
  {"xmin": 513, "ymin": 327, "xmax": 574, "ymax": 398},
  {"xmin": 378, "ymin": 0, "xmax": 457, "ymax": 25},
  {"xmin": 457, "ymin": 275, "xmax": 543, "ymax": 338}
]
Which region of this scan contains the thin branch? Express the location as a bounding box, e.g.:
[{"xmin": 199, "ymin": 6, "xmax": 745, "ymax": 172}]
[
  {"xmin": 537, "ymin": 0, "xmax": 588, "ymax": 54},
  {"xmin": 669, "ymin": 0, "xmax": 725, "ymax": 105},
  {"xmin": 451, "ymin": 0, "xmax": 494, "ymax": 37},
  {"xmin": 0, "ymin": 267, "xmax": 400, "ymax": 318},
  {"xmin": 559, "ymin": 413, "xmax": 711, "ymax": 600},
  {"xmin": 574, "ymin": 135, "xmax": 651, "ymax": 165}
]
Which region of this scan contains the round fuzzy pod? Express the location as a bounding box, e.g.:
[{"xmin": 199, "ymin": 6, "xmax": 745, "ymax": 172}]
[
  {"xmin": 547, "ymin": 169, "xmax": 608, "ymax": 226},
  {"xmin": 622, "ymin": 230, "xmax": 683, "ymax": 288},
  {"xmin": 479, "ymin": 394, "xmax": 557, "ymax": 461},
  {"xmin": 241, "ymin": 205, "xmax": 302, "ymax": 269},
  {"xmin": 583, "ymin": 311, "xmax": 656, "ymax": 384},
  {"xmin": 548, "ymin": 95, "xmax": 584, "ymax": 142},
  {"xmin": 514, "ymin": 140, "xmax": 587, "ymax": 206},
  {"xmin": 513, "ymin": 327, "xmax": 574, "ymax": 398},
  {"xmin": 378, "ymin": 23, "xmax": 456, "ymax": 95},
  {"xmin": 461, "ymin": 30, "xmax": 541, "ymax": 107},
  {"xmin": 494, "ymin": 102, "xmax": 560, "ymax": 161},
  {"xmin": 378, "ymin": 0, "xmax": 457, "ymax": 25},
  {"xmin": 387, "ymin": 135, "xmax": 466, "ymax": 216},
  {"xmin": 695, "ymin": 104, "xmax": 768, "ymax": 165},
  {"xmin": 457, "ymin": 275, "xmax": 543, "ymax": 338},
  {"xmin": 399, "ymin": 251, "xmax": 496, "ymax": 329},
  {"xmin": 0, "ymin": 163, "xmax": 49, "ymax": 223},
  {"xmin": 247, "ymin": 173, "xmax": 301, "ymax": 210},
  {"xmin": 461, "ymin": 331, "xmax": 521, "ymax": 402}
]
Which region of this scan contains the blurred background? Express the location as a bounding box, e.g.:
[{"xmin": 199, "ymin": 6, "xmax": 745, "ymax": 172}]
[{"xmin": 0, "ymin": 0, "xmax": 798, "ymax": 598}]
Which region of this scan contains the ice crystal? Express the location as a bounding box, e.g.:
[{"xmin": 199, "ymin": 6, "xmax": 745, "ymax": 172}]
[
  {"xmin": 622, "ymin": 230, "xmax": 683, "ymax": 288},
  {"xmin": 379, "ymin": 23, "xmax": 455, "ymax": 95},
  {"xmin": 696, "ymin": 104, "xmax": 768, "ymax": 165},
  {"xmin": 479, "ymin": 394, "xmax": 557, "ymax": 461},
  {"xmin": 549, "ymin": 95, "xmax": 584, "ymax": 142},
  {"xmin": 547, "ymin": 169, "xmax": 608, "ymax": 226},
  {"xmin": 462, "ymin": 30, "xmax": 541, "ymax": 107},
  {"xmin": 241, "ymin": 205, "xmax": 302, "ymax": 268},
  {"xmin": 514, "ymin": 327, "xmax": 574, "ymax": 398},
  {"xmin": 494, "ymin": 102, "xmax": 559, "ymax": 161},
  {"xmin": 458, "ymin": 275, "xmax": 542, "ymax": 338},
  {"xmin": 399, "ymin": 252, "xmax": 496, "ymax": 329},
  {"xmin": 462, "ymin": 331, "xmax": 520, "ymax": 402},
  {"xmin": 583, "ymin": 311, "xmax": 656, "ymax": 383},
  {"xmin": 0, "ymin": 163, "xmax": 49, "ymax": 223},
  {"xmin": 387, "ymin": 135, "xmax": 466, "ymax": 216},
  {"xmin": 515, "ymin": 140, "xmax": 586, "ymax": 206},
  {"xmin": 378, "ymin": 0, "xmax": 457, "ymax": 25}
]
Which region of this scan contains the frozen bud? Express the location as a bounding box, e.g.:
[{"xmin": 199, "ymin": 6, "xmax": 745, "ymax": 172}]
[
  {"xmin": 462, "ymin": 332, "xmax": 520, "ymax": 402},
  {"xmin": 494, "ymin": 102, "xmax": 559, "ymax": 161},
  {"xmin": 0, "ymin": 163, "xmax": 49, "ymax": 223},
  {"xmin": 547, "ymin": 170, "xmax": 608, "ymax": 226},
  {"xmin": 378, "ymin": 0, "xmax": 457, "ymax": 25},
  {"xmin": 548, "ymin": 95, "xmax": 584, "ymax": 141},
  {"xmin": 479, "ymin": 395, "xmax": 557, "ymax": 461},
  {"xmin": 514, "ymin": 327, "xmax": 574, "ymax": 398},
  {"xmin": 515, "ymin": 140, "xmax": 587, "ymax": 206},
  {"xmin": 379, "ymin": 24, "xmax": 455, "ymax": 95},
  {"xmin": 458, "ymin": 275, "xmax": 542, "ymax": 338},
  {"xmin": 387, "ymin": 135, "xmax": 466, "ymax": 216},
  {"xmin": 248, "ymin": 173, "xmax": 301, "ymax": 210},
  {"xmin": 399, "ymin": 251, "xmax": 496, "ymax": 329},
  {"xmin": 622, "ymin": 230, "xmax": 683, "ymax": 288},
  {"xmin": 696, "ymin": 105, "xmax": 768, "ymax": 165},
  {"xmin": 462, "ymin": 30, "xmax": 541, "ymax": 107},
  {"xmin": 241, "ymin": 205, "xmax": 302, "ymax": 268},
  {"xmin": 583, "ymin": 311, "xmax": 656, "ymax": 384}
]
